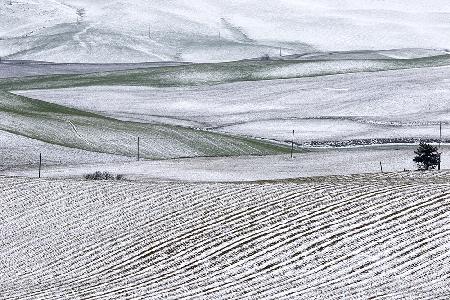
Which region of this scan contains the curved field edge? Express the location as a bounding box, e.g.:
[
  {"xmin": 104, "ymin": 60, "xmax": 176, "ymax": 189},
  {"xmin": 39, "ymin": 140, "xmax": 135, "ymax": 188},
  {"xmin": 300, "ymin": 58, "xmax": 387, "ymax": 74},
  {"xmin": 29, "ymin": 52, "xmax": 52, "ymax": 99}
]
[
  {"xmin": 1, "ymin": 55, "xmax": 449, "ymax": 160},
  {"xmin": 1, "ymin": 171, "xmax": 449, "ymax": 299},
  {"xmin": 0, "ymin": 91, "xmax": 294, "ymax": 159},
  {"xmin": 1, "ymin": 55, "xmax": 450, "ymax": 91}
]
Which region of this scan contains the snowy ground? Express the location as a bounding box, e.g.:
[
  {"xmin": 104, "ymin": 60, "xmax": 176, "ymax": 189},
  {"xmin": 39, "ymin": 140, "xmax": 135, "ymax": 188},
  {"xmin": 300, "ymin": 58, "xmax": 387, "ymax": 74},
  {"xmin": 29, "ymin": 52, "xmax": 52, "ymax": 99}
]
[
  {"xmin": 0, "ymin": 61, "xmax": 189, "ymax": 79},
  {"xmin": 0, "ymin": 90, "xmax": 292, "ymax": 161},
  {"xmin": 1, "ymin": 172, "xmax": 449, "ymax": 299},
  {"xmin": 16, "ymin": 65, "xmax": 450, "ymax": 144},
  {"xmin": 1, "ymin": 0, "xmax": 450, "ymax": 63},
  {"xmin": 2, "ymin": 59, "xmax": 449, "ymax": 181},
  {"xmin": 2, "ymin": 2, "xmax": 450, "ymax": 299},
  {"xmin": 0, "ymin": 129, "xmax": 131, "ymax": 172},
  {"xmin": 6, "ymin": 145, "xmax": 449, "ymax": 182}
]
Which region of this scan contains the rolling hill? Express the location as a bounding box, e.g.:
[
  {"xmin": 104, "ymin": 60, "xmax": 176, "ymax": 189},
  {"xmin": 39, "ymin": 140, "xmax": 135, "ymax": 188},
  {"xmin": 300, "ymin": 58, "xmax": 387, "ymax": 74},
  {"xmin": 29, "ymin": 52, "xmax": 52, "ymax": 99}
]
[
  {"xmin": 10, "ymin": 56, "xmax": 450, "ymax": 147},
  {"xmin": 0, "ymin": 90, "xmax": 293, "ymax": 160},
  {"xmin": 1, "ymin": 172, "xmax": 449, "ymax": 299},
  {"xmin": 1, "ymin": 0, "xmax": 450, "ymax": 63},
  {"xmin": 2, "ymin": 3, "xmax": 450, "ymax": 299}
]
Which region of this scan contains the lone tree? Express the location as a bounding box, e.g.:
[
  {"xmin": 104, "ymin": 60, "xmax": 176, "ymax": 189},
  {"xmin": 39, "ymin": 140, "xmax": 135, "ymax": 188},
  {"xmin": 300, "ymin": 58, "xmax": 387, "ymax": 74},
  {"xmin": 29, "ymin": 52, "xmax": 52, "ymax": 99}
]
[
  {"xmin": 76, "ymin": 8, "xmax": 86, "ymax": 24},
  {"xmin": 413, "ymin": 142, "xmax": 440, "ymax": 171}
]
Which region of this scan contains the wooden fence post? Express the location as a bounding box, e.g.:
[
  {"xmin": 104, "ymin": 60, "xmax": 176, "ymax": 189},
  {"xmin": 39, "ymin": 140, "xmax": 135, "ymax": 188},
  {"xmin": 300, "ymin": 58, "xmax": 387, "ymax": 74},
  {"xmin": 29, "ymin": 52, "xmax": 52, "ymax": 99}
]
[
  {"xmin": 137, "ymin": 137, "xmax": 140, "ymax": 161},
  {"xmin": 39, "ymin": 153, "xmax": 42, "ymax": 178},
  {"xmin": 291, "ymin": 130, "xmax": 295, "ymax": 159}
]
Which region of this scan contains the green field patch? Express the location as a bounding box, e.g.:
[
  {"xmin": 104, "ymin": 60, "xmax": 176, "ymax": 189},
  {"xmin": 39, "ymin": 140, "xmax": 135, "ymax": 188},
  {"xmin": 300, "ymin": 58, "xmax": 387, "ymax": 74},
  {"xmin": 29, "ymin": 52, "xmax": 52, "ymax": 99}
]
[{"xmin": 0, "ymin": 91, "xmax": 294, "ymax": 159}]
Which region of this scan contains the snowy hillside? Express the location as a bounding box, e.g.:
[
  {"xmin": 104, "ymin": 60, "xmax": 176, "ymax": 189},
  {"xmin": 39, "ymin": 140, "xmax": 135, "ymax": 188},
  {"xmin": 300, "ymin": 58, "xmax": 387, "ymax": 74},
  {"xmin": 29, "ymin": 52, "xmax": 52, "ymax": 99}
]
[
  {"xmin": 15, "ymin": 63, "xmax": 450, "ymax": 146},
  {"xmin": 1, "ymin": 173, "xmax": 450, "ymax": 299},
  {"xmin": 1, "ymin": 0, "xmax": 450, "ymax": 62}
]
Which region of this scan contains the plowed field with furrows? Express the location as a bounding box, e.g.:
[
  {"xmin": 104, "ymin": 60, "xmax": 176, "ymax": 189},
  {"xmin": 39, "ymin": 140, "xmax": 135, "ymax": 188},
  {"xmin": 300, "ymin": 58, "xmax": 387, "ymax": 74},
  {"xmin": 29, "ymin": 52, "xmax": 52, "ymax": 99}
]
[{"xmin": 1, "ymin": 173, "xmax": 449, "ymax": 299}]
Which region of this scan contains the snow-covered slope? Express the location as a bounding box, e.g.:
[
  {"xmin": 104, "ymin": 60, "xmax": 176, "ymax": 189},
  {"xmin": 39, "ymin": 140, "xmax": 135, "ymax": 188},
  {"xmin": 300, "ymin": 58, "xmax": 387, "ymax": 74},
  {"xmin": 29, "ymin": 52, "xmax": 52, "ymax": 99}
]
[
  {"xmin": 1, "ymin": 0, "xmax": 450, "ymax": 63},
  {"xmin": 0, "ymin": 91, "xmax": 292, "ymax": 160},
  {"xmin": 1, "ymin": 173, "xmax": 450, "ymax": 299},
  {"xmin": 8, "ymin": 146, "xmax": 450, "ymax": 182},
  {"xmin": 0, "ymin": 60, "xmax": 188, "ymax": 78},
  {"xmin": 17, "ymin": 65, "xmax": 450, "ymax": 145},
  {"xmin": 0, "ymin": 129, "xmax": 131, "ymax": 172}
]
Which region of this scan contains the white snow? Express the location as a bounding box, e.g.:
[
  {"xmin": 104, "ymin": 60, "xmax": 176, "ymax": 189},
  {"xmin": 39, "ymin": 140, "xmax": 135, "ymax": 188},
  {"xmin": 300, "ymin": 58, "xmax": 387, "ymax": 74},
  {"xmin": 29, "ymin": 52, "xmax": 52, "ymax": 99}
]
[
  {"xmin": 1, "ymin": 173, "xmax": 449, "ymax": 299},
  {"xmin": 0, "ymin": 61, "xmax": 188, "ymax": 78},
  {"xmin": 0, "ymin": 129, "xmax": 131, "ymax": 172},
  {"xmin": 2, "ymin": 3, "xmax": 450, "ymax": 299},
  {"xmin": 16, "ymin": 65, "xmax": 450, "ymax": 143},
  {"xmin": 7, "ymin": 145, "xmax": 449, "ymax": 182},
  {"xmin": 1, "ymin": 0, "xmax": 450, "ymax": 62}
]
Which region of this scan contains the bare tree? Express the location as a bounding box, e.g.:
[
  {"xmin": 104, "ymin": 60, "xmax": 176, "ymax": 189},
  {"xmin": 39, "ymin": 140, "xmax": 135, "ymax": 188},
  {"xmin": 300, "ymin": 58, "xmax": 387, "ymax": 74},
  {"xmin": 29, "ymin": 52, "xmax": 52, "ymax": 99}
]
[{"xmin": 76, "ymin": 8, "xmax": 86, "ymax": 24}]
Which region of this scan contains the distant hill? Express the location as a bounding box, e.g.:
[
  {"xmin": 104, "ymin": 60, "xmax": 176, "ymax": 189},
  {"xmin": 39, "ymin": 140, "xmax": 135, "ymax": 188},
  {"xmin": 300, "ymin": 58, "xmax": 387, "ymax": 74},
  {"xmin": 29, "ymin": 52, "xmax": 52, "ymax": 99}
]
[{"xmin": 1, "ymin": 0, "xmax": 450, "ymax": 63}]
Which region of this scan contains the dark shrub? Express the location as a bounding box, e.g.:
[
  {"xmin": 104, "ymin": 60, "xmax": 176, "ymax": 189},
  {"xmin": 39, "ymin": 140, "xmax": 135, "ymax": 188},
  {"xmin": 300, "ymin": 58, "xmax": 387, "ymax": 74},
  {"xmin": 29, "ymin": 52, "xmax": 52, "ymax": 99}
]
[
  {"xmin": 413, "ymin": 142, "xmax": 440, "ymax": 171},
  {"xmin": 84, "ymin": 171, "xmax": 125, "ymax": 181}
]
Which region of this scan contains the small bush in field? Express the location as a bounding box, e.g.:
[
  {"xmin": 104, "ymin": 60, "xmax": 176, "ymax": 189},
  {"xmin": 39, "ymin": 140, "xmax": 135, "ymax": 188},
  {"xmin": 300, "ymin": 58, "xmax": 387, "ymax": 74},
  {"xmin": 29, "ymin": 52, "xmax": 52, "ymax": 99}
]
[{"xmin": 84, "ymin": 171, "xmax": 125, "ymax": 181}]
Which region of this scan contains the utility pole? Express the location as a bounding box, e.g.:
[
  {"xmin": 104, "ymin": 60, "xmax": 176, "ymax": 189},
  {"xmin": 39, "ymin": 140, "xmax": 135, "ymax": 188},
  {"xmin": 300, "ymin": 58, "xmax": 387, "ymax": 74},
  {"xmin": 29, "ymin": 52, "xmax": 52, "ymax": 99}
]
[
  {"xmin": 290, "ymin": 130, "xmax": 295, "ymax": 159},
  {"xmin": 137, "ymin": 137, "xmax": 140, "ymax": 161},
  {"xmin": 39, "ymin": 153, "xmax": 42, "ymax": 178},
  {"xmin": 439, "ymin": 122, "xmax": 442, "ymax": 170},
  {"xmin": 279, "ymin": 46, "xmax": 282, "ymax": 57},
  {"xmin": 380, "ymin": 161, "xmax": 383, "ymax": 173}
]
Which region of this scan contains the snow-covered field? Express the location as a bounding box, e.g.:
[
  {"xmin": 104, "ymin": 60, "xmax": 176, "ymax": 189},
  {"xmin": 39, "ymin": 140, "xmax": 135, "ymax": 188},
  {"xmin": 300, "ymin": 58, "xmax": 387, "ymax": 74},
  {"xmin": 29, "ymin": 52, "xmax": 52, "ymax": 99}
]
[
  {"xmin": 1, "ymin": 172, "xmax": 450, "ymax": 299},
  {"xmin": 6, "ymin": 145, "xmax": 449, "ymax": 182},
  {"xmin": 1, "ymin": 55, "xmax": 449, "ymax": 181},
  {"xmin": 0, "ymin": 89, "xmax": 292, "ymax": 161},
  {"xmin": 2, "ymin": 1, "xmax": 450, "ymax": 299},
  {"xmin": 0, "ymin": 61, "xmax": 188, "ymax": 79},
  {"xmin": 0, "ymin": 129, "xmax": 131, "ymax": 172},
  {"xmin": 1, "ymin": 0, "xmax": 450, "ymax": 63},
  {"xmin": 16, "ymin": 65, "xmax": 450, "ymax": 144}
]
